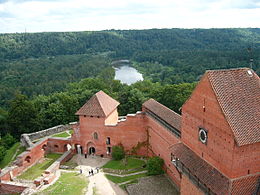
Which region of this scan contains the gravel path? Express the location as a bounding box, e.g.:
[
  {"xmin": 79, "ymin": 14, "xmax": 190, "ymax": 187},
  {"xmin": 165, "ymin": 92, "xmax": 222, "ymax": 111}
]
[{"xmin": 126, "ymin": 175, "xmax": 179, "ymax": 195}]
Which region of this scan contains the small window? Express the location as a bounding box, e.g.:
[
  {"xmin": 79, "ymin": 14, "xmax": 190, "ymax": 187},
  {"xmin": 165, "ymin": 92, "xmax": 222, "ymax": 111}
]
[
  {"xmin": 93, "ymin": 132, "xmax": 98, "ymax": 140},
  {"xmin": 199, "ymin": 128, "xmax": 208, "ymax": 144},
  {"xmin": 106, "ymin": 137, "xmax": 111, "ymax": 145}
]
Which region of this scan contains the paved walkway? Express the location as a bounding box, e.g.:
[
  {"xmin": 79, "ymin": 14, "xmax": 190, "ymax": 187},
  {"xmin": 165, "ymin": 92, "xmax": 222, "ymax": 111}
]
[{"xmin": 74, "ymin": 154, "xmax": 127, "ymax": 195}]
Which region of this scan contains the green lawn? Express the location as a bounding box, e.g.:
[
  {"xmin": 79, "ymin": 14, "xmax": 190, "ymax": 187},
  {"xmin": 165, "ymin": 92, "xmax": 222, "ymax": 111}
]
[
  {"xmin": 103, "ymin": 157, "xmax": 145, "ymax": 170},
  {"xmin": 15, "ymin": 145, "xmax": 26, "ymax": 158},
  {"xmin": 0, "ymin": 142, "xmax": 20, "ymax": 168},
  {"xmin": 52, "ymin": 131, "xmax": 71, "ymax": 138},
  {"xmin": 105, "ymin": 173, "xmax": 147, "ymax": 184},
  {"xmin": 36, "ymin": 172, "xmax": 88, "ymax": 195},
  {"xmin": 17, "ymin": 153, "xmax": 62, "ymax": 180},
  {"xmin": 61, "ymin": 158, "xmax": 78, "ymax": 170}
]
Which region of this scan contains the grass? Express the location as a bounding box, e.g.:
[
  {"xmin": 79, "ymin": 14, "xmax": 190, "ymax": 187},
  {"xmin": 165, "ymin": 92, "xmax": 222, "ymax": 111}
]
[
  {"xmin": 52, "ymin": 131, "xmax": 71, "ymax": 138},
  {"xmin": 105, "ymin": 173, "xmax": 147, "ymax": 184},
  {"xmin": 15, "ymin": 145, "xmax": 26, "ymax": 158},
  {"xmin": 0, "ymin": 142, "xmax": 20, "ymax": 168},
  {"xmin": 61, "ymin": 158, "xmax": 78, "ymax": 169},
  {"xmin": 119, "ymin": 179, "xmax": 138, "ymax": 190},
  {"xmin": 36, "ymin": 172, "xmax": 88, "ymax": 195},
  {"xmin": 17, "ymin": 153, "xmax": 62, "ymax": 180},
  {"xmin": 69, "ymin": 130, "xmax": 73, "ymax": 135},
  {"xmin": 103, "ymin": 157, "xmax": 145, "ymax": 170}
]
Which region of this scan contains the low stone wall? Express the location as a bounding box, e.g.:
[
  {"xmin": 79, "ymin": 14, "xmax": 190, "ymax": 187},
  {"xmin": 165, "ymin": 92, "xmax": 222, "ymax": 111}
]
[
  {"xmin": 103, "ymin": 167, "xmax": 146, "ymax": 175},
  {"xmin": 21, "ymin": 124, "xmax": 71, "ymax": 147}
]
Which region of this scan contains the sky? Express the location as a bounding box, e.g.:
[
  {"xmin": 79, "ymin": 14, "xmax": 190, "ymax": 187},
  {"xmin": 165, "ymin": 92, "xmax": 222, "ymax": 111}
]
[{"xmin": 0, "ymin": 0, "xmax": 259, "ymax": 33}]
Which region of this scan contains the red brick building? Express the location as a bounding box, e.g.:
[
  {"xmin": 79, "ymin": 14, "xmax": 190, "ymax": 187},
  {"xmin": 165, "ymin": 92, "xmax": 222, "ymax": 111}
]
[{"xmin": 71, "ymin": 68, "xmax": 260, "ymax": 195}]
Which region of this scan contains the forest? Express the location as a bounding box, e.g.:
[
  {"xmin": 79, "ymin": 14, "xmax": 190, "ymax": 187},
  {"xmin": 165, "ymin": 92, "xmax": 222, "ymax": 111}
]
[{"xmin": 0, "ymin": 28, "xmax": 259, "ymax": 161}]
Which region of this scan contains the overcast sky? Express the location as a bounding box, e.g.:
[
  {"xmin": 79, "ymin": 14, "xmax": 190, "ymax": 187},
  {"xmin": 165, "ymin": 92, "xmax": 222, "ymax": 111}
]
[{"xmin": 0, "ymin": 0, "xmax": 259, "ymax": 33}]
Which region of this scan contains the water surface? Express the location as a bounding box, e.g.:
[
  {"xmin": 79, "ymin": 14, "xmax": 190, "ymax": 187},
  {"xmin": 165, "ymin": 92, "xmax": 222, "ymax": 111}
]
[{"xmin": 114, "ymin": 65, "xmax": 143, "ymax": 85}]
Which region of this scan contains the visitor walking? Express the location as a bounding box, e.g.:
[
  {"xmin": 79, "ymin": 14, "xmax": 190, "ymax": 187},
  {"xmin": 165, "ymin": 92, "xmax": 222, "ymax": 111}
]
[{"xmin": 91, "ymin": 169, "xmax": 94, "ymax": 176}]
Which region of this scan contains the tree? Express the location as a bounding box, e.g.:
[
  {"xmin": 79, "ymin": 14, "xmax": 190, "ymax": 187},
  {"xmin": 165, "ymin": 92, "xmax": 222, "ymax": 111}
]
[
  {"xmin": 118, "ymin": 87, "xmax": 146, "ymax": 115},
  {"xmin": 0, "ymin": 146, "xmax": 6, "ymax": 162},
  {"xmin": 112, "ymin": 145, "xmax": 125, "ymax": 160},
  {"xmin": 7, "ymin": 94, "xmax": 39, "ymax": 137},
  {"xmin": 1, "ymin": 133, "xmax": 16, "ymax": 148},
  {"xmin": 147, "ymin": 156, "xmax": 164, "ymax": 175}
]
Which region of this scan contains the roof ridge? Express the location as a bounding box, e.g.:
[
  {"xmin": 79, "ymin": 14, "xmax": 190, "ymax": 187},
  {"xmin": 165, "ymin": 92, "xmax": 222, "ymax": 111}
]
[
  {"xmin": 94, "ymin": 92, "xmax": 106, "ymax": 116},
  {"xmin": 147, "ymin": 98, "xmax": 181, "ymax": 117},
  {"xmin": 206, "ymin": 67, "xmax": 250, "ymax": 73}
]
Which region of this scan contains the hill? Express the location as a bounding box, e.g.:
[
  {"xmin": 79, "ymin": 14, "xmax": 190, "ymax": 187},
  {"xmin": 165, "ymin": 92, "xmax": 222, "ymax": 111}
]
[{"xmin": 0, "ymin": 28, "xmax": 259, "ymax": 107}]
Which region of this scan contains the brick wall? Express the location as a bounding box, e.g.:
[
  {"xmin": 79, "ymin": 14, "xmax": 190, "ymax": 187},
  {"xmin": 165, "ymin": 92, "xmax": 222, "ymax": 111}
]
[
  {"xmin": 145, "ymin": 115, "xmax": 181, "ymax": 186},
  {"xmin": 182, "ymin": 75, "xmax": 237, "ymax": 178},
  {"xmin": 0, "ymin": 181, "xmax": 28, "ymax": 194},
  {"xmin": 180, "ymin": 174, "xmax": 204, "ymax": 195},
  {"xmin": 72, "ymin": 112, "xmax": 147, "ymax": 157},
  {"xmin": 47, "ymin": 138, "xmax": 72, "ymax": 153}
]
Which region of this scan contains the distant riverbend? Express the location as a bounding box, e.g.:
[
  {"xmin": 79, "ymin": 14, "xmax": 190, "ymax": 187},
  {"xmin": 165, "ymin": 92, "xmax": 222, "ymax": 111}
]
[{"xmin": 114, "ymin": 65, "xmax": 143, "ymax": 85}]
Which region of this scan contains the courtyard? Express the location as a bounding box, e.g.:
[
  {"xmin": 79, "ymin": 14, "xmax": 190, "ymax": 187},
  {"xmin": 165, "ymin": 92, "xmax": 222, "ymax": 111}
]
[{"xmin": 33, "ymin": 154, "xmax": 179, "ymax": 195}]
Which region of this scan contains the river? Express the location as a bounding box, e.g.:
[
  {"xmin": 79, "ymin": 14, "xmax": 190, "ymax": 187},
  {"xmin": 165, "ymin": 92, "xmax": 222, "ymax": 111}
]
[{"xmin": 114, "ymin": 65, "xmax": 143, "ymax": 85}]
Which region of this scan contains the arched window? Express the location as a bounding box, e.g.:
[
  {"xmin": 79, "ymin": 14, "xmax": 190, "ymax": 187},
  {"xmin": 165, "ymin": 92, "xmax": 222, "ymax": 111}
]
[
  {"xmin": 54, "ymin": 145, "xmax": 59, "ymax": 148},
  {"xmin": 25, "ymin": 156, "xmax": 31, "ymax": 163},
  {"xmin": 93, "ymin": 132, "xmax": 98, "ymax": 140},
  {"xmin": 42, "ymin": 144, "xmax": 47, "ymax": 151}
]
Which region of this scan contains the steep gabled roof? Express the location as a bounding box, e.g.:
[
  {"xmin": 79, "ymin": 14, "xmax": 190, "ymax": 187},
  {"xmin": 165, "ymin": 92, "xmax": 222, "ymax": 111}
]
[
  {"xmin": 206, "ymin": 68, "xmax": 260, "ymax": 146},
  {"xmin": 76, "ymin": 90, "xmax": 120, "ymax": 117},
  {"xmin": 143, "ymin": 98, "xmax": 182, "ymax": 131}
]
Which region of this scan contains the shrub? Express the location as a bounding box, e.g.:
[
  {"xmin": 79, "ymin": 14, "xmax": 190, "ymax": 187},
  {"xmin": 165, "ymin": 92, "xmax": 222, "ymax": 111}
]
[
  {"xmin": 2, "ymin": 133, "xmax": 16, "ymax": 148},
  {"xmin": 0, "ymin": 146, "xmax": 6, "ymax": 162},
  {"xmin": 112, "ymin": 145, "xmax": 125, "ymax": 160},
  {"xmin": 147, "ymin": 156, "xmax": 164, "ymax": 175}
]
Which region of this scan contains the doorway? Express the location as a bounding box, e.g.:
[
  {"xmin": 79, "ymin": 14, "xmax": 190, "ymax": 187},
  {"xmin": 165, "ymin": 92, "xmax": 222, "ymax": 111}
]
[{"xmin": 89, "ymin": 147, "xmax": 96, "ymax": 155}]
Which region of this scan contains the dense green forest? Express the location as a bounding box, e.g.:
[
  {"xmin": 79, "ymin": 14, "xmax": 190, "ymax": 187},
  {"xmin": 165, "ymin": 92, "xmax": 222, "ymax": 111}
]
[
  {"xmin": 0, "ymin": 28, "xmax": 259, "ymax": 108},
  {"xmin": 0, "ymin": 28, "xmax": 259, "ymax": 141}
]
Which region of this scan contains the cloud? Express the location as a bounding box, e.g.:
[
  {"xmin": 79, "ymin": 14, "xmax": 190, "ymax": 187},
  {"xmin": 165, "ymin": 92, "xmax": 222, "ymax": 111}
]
[{"xmin": 0, "ymin": 0, "xmax": 259, "ymax": 33}]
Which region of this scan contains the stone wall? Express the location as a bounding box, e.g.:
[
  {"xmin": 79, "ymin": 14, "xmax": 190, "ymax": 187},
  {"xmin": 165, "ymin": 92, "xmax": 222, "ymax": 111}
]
[{"xmin": 21, "ymin": 124, "xmax": 71, "ymax": 147}]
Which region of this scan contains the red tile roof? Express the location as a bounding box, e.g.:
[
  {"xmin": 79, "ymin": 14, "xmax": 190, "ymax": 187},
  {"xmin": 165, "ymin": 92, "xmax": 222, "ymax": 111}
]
[
  {"xmin": 207, "ymin": 68, "xmax": 260, "ymax": 146},
  {"xmin": 76, "ymin": 90, "xmax": 120, "ymax": 117},
  {"xmin": 230, "ymin": 174, "xmax": 260, "ymax": 195},
  {"xmin": 171, "ymin": 143, "xmax": 230, "ymax": 195},
  {"xmin": 143, "ymin": 98, "xmax": 182, "ymax": 131}
]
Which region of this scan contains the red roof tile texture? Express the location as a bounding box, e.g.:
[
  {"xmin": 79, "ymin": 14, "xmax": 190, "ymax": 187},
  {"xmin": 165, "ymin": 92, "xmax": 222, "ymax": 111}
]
[
  {"xmin": 143, "ymin": 98, "xmax": 182, "ymax": 131},
  {"xmin": 207, "ymin": 68, "xmax": 260, "ymax": 146},
  {"xmin": 230, "ymin": 174, "xmax": 260, "ymax": 195},
  {"xmin": 76, "ymin": 90, "xmax": 120, "ymax": 117},
  {"xmin": 171, "ymin": 143, "xmax": 230, "ymax": 195}
]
